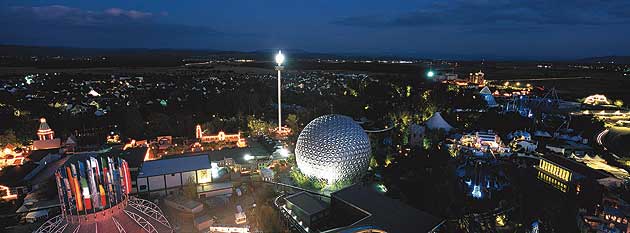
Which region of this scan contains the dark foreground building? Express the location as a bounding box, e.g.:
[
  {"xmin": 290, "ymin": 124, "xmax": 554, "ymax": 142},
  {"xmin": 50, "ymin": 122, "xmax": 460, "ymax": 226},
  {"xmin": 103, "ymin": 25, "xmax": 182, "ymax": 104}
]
[
  {"xmin": 325, "ymin": 184, "xmax": 443, "ymax": 233},
  {"xmin": 282, "ymin": 184, "xmax": 443, "ymax": 233}
]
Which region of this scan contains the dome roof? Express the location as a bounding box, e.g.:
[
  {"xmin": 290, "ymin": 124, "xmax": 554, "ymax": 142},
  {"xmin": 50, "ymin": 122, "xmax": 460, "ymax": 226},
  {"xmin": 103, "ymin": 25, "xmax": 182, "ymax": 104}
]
[{"xmin": 295, "ymin": 114, "xmax": 371, "ymax": 182}]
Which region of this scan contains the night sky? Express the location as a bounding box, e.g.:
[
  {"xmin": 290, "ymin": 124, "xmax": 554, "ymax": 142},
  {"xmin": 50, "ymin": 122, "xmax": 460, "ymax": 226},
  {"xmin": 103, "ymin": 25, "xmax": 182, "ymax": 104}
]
[{"xmin": 1, "ymin": 0, "xmax": 630, "ymax": 59}]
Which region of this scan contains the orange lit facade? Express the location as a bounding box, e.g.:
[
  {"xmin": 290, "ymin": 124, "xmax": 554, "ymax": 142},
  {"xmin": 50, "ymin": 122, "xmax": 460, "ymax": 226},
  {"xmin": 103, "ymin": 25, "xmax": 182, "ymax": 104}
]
[
  {"xmin": 195, "ymin": 125, "xmax": 246, "ymax": 147},
  {"xmin": 468, "ymin": 71, "xmax": 485, "ymax": 85}
]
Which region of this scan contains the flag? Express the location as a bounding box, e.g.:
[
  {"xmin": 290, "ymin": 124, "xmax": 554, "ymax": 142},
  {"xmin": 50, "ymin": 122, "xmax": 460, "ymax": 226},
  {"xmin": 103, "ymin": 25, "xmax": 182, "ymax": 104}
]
[
  {"xmin": 91, "ymin": 157, "xmax": 107, "ymax": 207},
  {"xmin": 54, "ymin": 171, "xmax": 67, "ymax": 213},
  {"xmin": 60, "ymin": 168, "xmax": 73, "ymax": 203},
  {"xmin": 69, "ymin": 164, "xmax": 84, "ymax": 211},
  {"xmin": 107, "ymin": 157, "xmax": 119, "ymax": 202},
  {"xmin": 86, "ymin": 159, "xmax": 100, "ymax": 209},
  {"xmin": 101, "ymin": 156, "xmax": 112, "ymax": 206},
  {"xmin": 90, "ymin": 157, "xmax": 102, "ymax": 189},
  {"xmin": 78, "ymin": 161, "xmax": 92, "ymax": 210},
  {"xmin": 99, "ymin": 184, "xmax": 106, "ymax": 207},
  {"xmin": 122, "ymin": 160, "xmax": 132, "ymax": 194}
]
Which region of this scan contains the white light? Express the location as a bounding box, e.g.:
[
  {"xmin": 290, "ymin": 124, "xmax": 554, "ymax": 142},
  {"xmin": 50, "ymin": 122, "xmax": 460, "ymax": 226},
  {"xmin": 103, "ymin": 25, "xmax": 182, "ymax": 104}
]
[
  {"xmin": 279, "ymin": 148, "xmax": 289, "ymax": 157},
  {"xmin": 244, "ymin": 154, "xmax": 254, "ymax": 161},
  {"xmin": 427, "ymin": 70, "xmax": 435, "ymax": 78},
  {"xmin": 275, "ymin": 50, "xmax": 285, "ymax": 65}
]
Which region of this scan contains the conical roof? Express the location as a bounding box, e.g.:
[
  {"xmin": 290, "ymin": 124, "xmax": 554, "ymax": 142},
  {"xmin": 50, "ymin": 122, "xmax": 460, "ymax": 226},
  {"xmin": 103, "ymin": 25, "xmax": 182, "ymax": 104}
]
[
  {"xmin": 65, "ymin": 136, "xmax": 77, "ymax": 145},
  {"xmin": 425, "ymin": 112, "xmax": 454, "ymax": 132},
  {"xmin": 479, "ymin": 86, "xmax": 492, "ymax": 95}
]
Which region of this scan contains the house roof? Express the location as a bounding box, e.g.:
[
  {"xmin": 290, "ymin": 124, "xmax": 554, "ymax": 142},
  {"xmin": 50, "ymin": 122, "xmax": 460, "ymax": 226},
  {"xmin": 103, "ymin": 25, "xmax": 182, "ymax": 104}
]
[
  {"xmin": 285, "ymin": 191, "xmax": 328, "ymax": 215},
  {"xmin": 33, "ymin": 138, "xmax": 61, "ymax": 150},
  {"xmin": 138, "ymin": 154, "xmax": 211, "ymax": 178},
  {"xmin": 0, "ymin": 162, "xmax": 38, "ymax": 187},
  {"xmin": 28, "ymin": 148, "xmax": 59, "ymax": 162},
  {"xmin": 330, "ymin": 184, "xmax": 442, "ymax": 233}
]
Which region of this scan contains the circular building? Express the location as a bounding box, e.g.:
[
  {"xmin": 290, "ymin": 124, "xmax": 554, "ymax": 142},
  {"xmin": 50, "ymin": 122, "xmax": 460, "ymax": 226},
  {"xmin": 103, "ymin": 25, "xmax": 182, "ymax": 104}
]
[
  {"xmin": 295, "ymin": 114, "xmax": 371, "ymax": 182},
  {"xmin": 35, "ymin": 155, "xmax": 172, "ymax": 233}
]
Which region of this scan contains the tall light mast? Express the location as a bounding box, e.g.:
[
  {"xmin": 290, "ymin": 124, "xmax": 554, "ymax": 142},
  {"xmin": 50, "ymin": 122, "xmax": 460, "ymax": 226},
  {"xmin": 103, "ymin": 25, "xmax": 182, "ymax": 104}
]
[{"xmin": 275, "ymin": 51, "xmax": 285, "ymax": 131}]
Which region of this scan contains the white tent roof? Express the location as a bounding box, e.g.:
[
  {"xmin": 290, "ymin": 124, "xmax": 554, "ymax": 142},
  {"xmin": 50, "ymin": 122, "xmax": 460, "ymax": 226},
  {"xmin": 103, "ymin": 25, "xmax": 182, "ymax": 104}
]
[{"xmin": 425, "ymin": 112, "xmax": 454, "ymax": 132}]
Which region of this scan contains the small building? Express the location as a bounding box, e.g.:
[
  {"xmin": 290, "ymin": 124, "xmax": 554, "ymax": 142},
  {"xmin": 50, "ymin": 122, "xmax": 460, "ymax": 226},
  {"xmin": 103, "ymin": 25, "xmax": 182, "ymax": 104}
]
[
  {"xmin": 408, "ymin": 124, "xmax": 426, "ymax": 147},
  {"xmin": 164, "ymin": 195, "xmax": 204, "ymax": 214},
  {"xmin": 284, "ymin": 192, "xmax": 329, "ymax": 230},
  {"xmin": 136, "ymin": 155, "xmax": 215, "ymax": 198},
  {"xmin": 260, "ymin": 167, "xmax": 274, "ymax": 182}
]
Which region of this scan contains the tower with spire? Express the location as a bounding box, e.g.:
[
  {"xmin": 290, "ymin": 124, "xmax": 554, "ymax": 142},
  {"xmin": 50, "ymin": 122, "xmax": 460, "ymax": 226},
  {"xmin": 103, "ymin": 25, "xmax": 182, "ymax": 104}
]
[{"xmin": 37, "ymin": 117, "xmax": 55, "ymax": 140}]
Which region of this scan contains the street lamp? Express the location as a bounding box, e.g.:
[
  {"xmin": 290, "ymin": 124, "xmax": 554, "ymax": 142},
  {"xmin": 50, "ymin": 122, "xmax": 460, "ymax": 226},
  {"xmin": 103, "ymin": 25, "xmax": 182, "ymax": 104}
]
[
  {"xmin": 275, "ymin": 51, "xmax": 285, "ymax": 131},
  {"xmin": 426, "ymin": 70, "xmax": 435, "ymax": 78}
]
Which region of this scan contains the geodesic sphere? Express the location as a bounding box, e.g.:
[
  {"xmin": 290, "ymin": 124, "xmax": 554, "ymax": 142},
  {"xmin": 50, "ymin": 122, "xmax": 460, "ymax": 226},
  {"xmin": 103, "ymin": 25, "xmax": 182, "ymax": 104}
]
[{"xmin": 295, "ymin": 114, "xmax": 371, "ymax": 182}]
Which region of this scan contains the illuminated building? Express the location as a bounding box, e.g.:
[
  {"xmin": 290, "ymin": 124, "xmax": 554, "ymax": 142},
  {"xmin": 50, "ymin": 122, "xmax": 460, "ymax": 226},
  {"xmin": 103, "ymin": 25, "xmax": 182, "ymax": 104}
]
[
  {"xmin": 33, "ymin": 118, "xmax": 61, "ymax": 150},
  {"xmin": 36, "ymin": 118, "xmax": 54, "ymax": 140},
  {"xmin": 584, "ymin": 94, "xmax": 611, "ymax": 105},
  {"xmin": 195, "ymin": 125, "xmax": 247, "ymax": 148},
  {"xmin": 534, "ymin": 155, "xmax": 600, "ymax": 194},
  {"xmin": 135, "ymin": 154, "xmax": 231, "ymax": 198},
  {"xmin": 468, "ymin": 70, "xmax": 485, "ymax": 85},
  {"xmin": 459, "ymin": 130, "xmax": 509, "ymax": 155},
  {"xmin": 295, "ymin": 115, "xmax": 371, "ymax": 182},
  {"xmin": 35, "ymin": 155, "xmax": 172, "ymax": 233}
]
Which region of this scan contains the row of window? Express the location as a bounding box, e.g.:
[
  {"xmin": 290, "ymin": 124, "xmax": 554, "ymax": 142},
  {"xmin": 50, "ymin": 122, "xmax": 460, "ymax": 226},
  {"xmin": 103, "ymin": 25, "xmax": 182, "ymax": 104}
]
[{"xmin": 539, "ymin": 160, "xmax": 571, "ymax": 182}]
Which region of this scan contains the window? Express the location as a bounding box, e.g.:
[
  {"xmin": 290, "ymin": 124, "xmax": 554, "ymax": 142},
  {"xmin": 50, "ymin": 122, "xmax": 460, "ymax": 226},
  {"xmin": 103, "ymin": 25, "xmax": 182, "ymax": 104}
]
[{"xmin": 139, "ymin": 185, "xmax": 147, "ymax": 190}]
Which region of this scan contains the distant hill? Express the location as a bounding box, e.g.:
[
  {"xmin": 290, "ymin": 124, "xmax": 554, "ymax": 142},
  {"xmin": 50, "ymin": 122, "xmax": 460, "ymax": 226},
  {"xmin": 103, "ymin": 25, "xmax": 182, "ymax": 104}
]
[
  {"xmin": 575, "ymin": 56, "xmax": 630, "ymax": 64},
  {"xmin": 0, "ymin": 45, "xmax": 341, "ymax": 60}
]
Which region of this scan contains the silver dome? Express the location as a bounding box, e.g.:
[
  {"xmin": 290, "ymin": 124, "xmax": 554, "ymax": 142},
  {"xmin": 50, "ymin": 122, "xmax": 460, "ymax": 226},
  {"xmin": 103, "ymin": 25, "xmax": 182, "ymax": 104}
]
[{"xmin": 295, "ymin": 114, "xmax": 371, "ymax": 182}]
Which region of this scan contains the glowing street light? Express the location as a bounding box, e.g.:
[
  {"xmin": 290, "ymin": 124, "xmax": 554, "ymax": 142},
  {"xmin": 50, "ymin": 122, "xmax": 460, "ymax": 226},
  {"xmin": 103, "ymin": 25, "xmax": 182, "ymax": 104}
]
[
  {"xmin": 275, "ymin": 51, "xmax": 285, "ymax": 131},
  {"xmin": 426, "ymin": 70, "xmax": 435, "ymax": 78},
  {"xmin": 244, "ymin": 154, "xmax": 254, "ymax": 161}
]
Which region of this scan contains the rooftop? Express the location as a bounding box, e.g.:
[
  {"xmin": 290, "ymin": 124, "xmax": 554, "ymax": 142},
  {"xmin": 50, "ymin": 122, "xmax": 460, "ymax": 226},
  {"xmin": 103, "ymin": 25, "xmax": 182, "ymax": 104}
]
[
  {"xmin": 138, "ymin": 154, "xmax": 211, "ymax": 178},
  {"xmin": 330, "ymin": 184, "xmax": 442, "ymax": 233},
  {"xmin": 0, "ymin": 162, "xmax": 38, "ymax": 187},
  {"xmin": 285, "ymin": 191, "xmax": 328, "ymax": 215}
]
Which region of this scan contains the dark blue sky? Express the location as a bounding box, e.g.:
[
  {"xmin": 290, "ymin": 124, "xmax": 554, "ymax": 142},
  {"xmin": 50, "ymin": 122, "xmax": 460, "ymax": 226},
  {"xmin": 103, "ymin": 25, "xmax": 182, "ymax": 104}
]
[{"xmin": 1, "ymin": 0, "xmax": 629, "ymax": 59}]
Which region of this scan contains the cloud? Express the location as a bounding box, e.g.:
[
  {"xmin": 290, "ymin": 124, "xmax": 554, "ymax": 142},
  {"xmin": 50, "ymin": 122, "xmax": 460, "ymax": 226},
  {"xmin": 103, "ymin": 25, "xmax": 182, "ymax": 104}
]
[
  {"xmin": 0, "ymin": 5, "xmax": 220, "ymax": 48},
  {"xmin": 105, "ymin": 8, "xmax": 153, "ymax": 19},
  {"xmin": 8, "ymin": 5, "xmax": 157, "ymax": 25},
  {"xmin": 333, "ymin": 0, "xmax": 630, "ymax": 28}
]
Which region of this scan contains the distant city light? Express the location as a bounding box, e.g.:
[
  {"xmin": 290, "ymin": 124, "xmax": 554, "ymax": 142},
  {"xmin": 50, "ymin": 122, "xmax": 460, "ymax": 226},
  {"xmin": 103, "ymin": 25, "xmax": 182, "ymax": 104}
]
[
  {"xmin": 244, "ymin": 154, "xmax": 254, "ymax": 160},
  {"xmin": 275, "ymin": 50, "xmax": 285, "ymax": 66},
  {"xmin": 426, "ymin": 70, "xmax": 435, "ymax": 78}
]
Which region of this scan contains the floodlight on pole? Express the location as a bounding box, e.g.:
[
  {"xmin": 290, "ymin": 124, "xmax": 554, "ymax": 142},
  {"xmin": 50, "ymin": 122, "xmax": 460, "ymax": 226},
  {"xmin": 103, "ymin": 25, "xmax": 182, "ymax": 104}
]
[
  {"xmin": 275, "ymin": 50, "xmax": 285, "ymax": 131},
  {"xmin": 275, "ymin": 51, "xmax": 285, "ymax": 66},
  {"xmin": 427, "ymin": 70, "xmax": 435, "ymax": 78}
]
